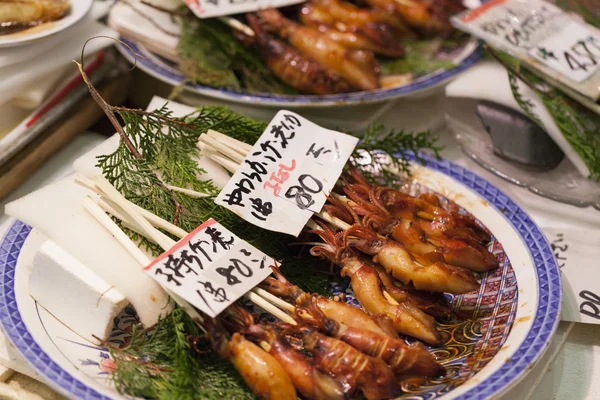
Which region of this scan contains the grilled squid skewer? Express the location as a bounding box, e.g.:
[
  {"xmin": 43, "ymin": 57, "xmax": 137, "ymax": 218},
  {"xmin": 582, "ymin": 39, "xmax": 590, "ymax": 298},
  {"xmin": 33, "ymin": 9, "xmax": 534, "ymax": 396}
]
[
  {"xmin": 309, "ymin": 223, "xmax": 442, "ymax": 345},
  {"xmin": 197, "ymin": 318, "xmax": 297, "ymax": 400},
  {"xmin": 262, "ymin": 267, "xmax": 399, "ymax": 338},
  {"xmin": 241, "ymin": 14, "xmax": 357, "ymax": 94},
  {"xmin": 255, "ymin": 9, "xmax": 380, "ymax": 91},
  {"xmin": 226, "ymin": 305, "xmax": 348, "ymax": 400},
  {"xmin": 344, "ymin": 224, "xmax": 480, "ymax": 294},
  {"xmin": 297, "ymin": 294, "xmax": 445, "ymax": 377},
  {"xmin": 292, "ymin": 324, "xmax": 403, "ymax": 400}
]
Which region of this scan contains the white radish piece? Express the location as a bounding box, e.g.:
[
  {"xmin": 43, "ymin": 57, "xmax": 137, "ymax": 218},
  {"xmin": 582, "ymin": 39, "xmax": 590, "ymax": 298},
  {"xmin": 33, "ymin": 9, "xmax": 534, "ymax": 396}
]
[
  {"xmin": 5, "ymin": 176, "xmax": 171, "ymax": 327},
  {"xmin": 29, "ymin": 240, "xmax": 128, "ymax": 344}
]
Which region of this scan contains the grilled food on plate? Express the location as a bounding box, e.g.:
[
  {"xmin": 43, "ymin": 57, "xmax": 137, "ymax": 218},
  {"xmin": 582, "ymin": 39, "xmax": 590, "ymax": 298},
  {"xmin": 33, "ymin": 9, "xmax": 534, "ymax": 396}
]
[{"xmin": 0, "ymin": 0, "xmax": 70, "ymax": 33}]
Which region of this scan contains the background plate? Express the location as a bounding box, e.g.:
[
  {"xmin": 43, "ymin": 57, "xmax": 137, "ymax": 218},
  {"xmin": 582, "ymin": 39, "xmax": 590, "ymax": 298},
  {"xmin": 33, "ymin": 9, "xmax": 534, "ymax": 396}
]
[
  {"xmin": 116, "ymin": 38, "xmax": 482, "ymax": 107},
  {"xmin": 0, "ymin": 0, "xmax": 93, "ymax": 48}
]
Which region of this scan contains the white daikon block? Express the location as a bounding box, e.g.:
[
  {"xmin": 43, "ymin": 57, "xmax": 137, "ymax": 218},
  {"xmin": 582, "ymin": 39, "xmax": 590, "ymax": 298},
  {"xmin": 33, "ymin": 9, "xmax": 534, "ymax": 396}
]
[
  {"xmin": 73, "ymin": 97, "xmax": 231, "ymax": 189},
  {"xmin": 30, "ymin": 241, "xmax": 128, "ymax": 343},
  {"xmin": 5, "ymin": 177, "xmax": 171, "ymax": 327}
]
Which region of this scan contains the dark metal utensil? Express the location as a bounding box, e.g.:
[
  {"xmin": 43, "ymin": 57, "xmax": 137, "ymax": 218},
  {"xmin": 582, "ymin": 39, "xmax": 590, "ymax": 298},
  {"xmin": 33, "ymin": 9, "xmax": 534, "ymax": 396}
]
[{"xmin": 475, "ymin": 100, "xmax": 564, "ymax": 170}]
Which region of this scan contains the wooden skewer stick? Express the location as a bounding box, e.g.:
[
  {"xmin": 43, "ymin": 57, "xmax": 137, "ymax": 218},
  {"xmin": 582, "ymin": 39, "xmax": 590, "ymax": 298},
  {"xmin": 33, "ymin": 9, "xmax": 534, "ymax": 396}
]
[
  {"xmin": 245, "ymin": 292, "xmax": 297, "ymax": 325},
  {"xmin": 198, "ymin": 134, "xmax": 245, "ymax": 164},
  {"xmin": 87, "ymin": 177, "xmax": 300, "ymax": 321},
  {"xmin": 165, "ymin": 185, "xmax": 210, "ymax": 198},
  {"xmin": 75, "ymin": 173, "xmax": 188, "ymax": 239},
  {"xmin": 97, "ymin": 198, "xmax": 177, "ymax": 245},
  {"xmin": 83, "ymin": 196, "xmax": 205, "ymax": 328},
  {"xmin": 206, "ymin": 129, "xmax": 252, "ymax": 153},
  {"xmin": 251, "ymin": 287, "xmax": 296, "ymax": 313}
]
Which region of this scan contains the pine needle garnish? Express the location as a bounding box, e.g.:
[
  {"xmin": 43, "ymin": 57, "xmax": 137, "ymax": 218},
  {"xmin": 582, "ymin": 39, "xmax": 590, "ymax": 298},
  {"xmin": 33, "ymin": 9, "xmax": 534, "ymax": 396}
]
[
  {"xmin": 77, "ymin": 39, "xmax": 441, "ymax": 398},
  {"xmin": 379, "ymin": 39, "xmax": 458, "ymax": 77}
]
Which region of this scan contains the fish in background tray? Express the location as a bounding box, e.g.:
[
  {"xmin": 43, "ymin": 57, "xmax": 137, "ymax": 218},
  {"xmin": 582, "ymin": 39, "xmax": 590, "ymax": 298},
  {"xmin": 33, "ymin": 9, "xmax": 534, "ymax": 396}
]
[{"xmin": 0, "ymin": 0, "xmax": 71, "ymax": 34}]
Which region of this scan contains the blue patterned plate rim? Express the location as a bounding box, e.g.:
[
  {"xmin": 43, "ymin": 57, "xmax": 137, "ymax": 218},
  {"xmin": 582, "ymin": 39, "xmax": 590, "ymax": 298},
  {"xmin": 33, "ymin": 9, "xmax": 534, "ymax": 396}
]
[
  {"xmin": 115, "ymin": 38, "xmax": 482, "ymax": 107},
  {"xmin": 0, "ymin": 154, "xmax": 561, "ymax": 400}
]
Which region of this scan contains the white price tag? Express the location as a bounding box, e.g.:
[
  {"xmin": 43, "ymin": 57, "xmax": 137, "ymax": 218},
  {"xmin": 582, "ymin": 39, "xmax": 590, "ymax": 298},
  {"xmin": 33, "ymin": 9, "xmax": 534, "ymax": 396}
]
[
  {"xmin": 184, "ymin": 0, "xmax": 304, "ymax": 19},
  {"xmin": 544, "ymin": 228, "xmax": 600, "ymax": 325},
  {"xmin": 451, "ymin": 0, "xmax": 567, "ymax": 51},
  {"xmin": 215, "ymin": 110, "xmax": 359, "ymax": 237},
  {"xmin": 528, "ymin": 22, "xmax": 600, "ymax": 83},
  {"xmin": 144, "ymin": 218, "xmax": 274, "ymax": 318}
]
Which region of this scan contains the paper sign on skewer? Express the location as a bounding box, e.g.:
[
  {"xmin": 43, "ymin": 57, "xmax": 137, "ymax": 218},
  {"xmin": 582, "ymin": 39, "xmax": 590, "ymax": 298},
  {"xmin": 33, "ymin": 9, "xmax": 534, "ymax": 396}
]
[
  {"xmin": 215, "ymin": 110, "xmax": 359, "ymax": 237},
  {"xmin": 184, "ymin": 0, "xmax": 304, "ymax": 19},
  {"xmin": 451, "ymin": 0, "xmax": 600, "ymax": 100},
  {"xmin": 144, "ymin": 218, "xmax": 275, "ymax": 317}
]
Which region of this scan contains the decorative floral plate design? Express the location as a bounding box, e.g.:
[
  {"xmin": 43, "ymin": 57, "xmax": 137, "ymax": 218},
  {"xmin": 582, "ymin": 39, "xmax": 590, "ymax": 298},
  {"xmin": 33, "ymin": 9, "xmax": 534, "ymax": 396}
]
[{"xmin": 0, "ymin": 155, "xmax": 561, "ymax": 400}]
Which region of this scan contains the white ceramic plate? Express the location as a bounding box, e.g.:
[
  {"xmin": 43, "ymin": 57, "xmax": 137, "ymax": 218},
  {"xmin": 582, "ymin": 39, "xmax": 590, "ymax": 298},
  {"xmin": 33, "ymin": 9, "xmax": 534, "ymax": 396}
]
[
  {"xmin": 0, "ymin": 0, "xmax": 93, "ymax": 48},
  {"xmin": 0, "ymin": 156, "xmax": 561, "ymax": 399}
]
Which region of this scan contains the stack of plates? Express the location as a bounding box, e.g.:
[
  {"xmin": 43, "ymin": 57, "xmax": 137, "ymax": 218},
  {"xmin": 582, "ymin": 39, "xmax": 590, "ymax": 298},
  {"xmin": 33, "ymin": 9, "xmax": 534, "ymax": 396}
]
[{"xmin": 0, "ymin": 0, "xmax": 110, "ymax": 171}]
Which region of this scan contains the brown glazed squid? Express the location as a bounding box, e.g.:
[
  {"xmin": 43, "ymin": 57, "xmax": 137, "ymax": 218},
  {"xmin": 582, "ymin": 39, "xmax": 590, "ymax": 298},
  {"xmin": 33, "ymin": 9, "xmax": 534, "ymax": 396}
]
[
  {"xmin": 296, "ymin": 294, "xmax": 446, "ymax": 378},
  {"xmin": 287, "ymin": 323, "xmax": 403, "ymax": 400},
  {"xmin": 332, "ymin": 185, "xmax": 497, "ymax": 273},
  {"xmin": 191, "ymin": 317, "xmax": 297, "ymax": 400},
  {"xmin": 343, "ymin": 224, "xmax": 480, "ymax": 294},
  {"xmin": 262, "ymin": 266, "xmax": 399, "ymax": 338},
  {"xmin": 254, "ymin": 9, "xmax": 380, "ymax": 91},
  {"xmin": 0, "ymin": 0, "xmax": 70, "ymax": 34},
  {"xmin": 309, "ymin": 222, "xmax": 442, "ymax": 345},
  {"xmin": 359, "ymin": 0, "xmax": 464, "ymax": 36},
  {"xmin": 225, "ymin": 305, "xmax": 348, "ymax": 400},
  {"xmin": 373, "ymin": 263, "xmax": 453, "ymax": 319},
  {"xmin": 241, "ymin": 14, "xmax": 357, "ymax": 94},
  {"xmin": 299, "ymin": 0, "xmax": 408, "ymax": 57}
]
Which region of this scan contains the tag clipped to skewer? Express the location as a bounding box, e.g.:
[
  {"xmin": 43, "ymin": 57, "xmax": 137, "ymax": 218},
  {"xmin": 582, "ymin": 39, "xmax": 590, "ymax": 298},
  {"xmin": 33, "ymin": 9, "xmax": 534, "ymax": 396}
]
[
  {"xmin": 450, "ymin": 0, "xmax": 600, "ymax": 101},
  {"xmin": 212, "ymin": 110, "xmax": 359, "ymax": 237},
  {"xmin": 144, "ymin": 218, "xmax": 275, "ymax": 317}
]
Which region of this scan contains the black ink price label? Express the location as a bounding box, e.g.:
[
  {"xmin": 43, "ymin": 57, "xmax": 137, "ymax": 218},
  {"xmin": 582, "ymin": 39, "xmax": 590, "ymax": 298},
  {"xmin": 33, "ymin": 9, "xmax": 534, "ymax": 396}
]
[
  {"xmin": 144, "ymin": 218, "xmax": 274, "ymax": 317},
  {"xmin": 215, "ymin": 110, "xmax": 359, "ymax": 237},
  {"xmin": 529, "ymin": 22, "xmax": 600, "ymax": 83},
  {"xmin": 184, "ymin": 0, "xmax": 303, "ymax": 19}
]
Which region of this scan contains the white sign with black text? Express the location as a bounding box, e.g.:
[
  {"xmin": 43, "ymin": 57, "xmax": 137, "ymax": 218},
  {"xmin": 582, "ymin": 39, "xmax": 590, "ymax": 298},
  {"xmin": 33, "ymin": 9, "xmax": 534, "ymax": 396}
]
[
  {"xmin": 545, "ymin": 227, "xmax": 600, "ymax": 324},
  {"xmin": 184, "ymin": 0, "xmax": 304, "ymax": 19},
  {"xmin": 215, "ymin": 110, "xmax": 359, "ymax": 237},
  {"xmin": 144, "ymin": 218, "xmax": 274, "ymax": 318}
]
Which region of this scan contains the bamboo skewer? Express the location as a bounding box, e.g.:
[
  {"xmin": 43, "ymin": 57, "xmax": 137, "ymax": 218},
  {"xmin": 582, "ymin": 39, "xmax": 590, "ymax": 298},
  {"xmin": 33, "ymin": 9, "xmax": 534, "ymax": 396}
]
[
  {"xmin": 82, "ymin": 196, "xmax": 205, "ymax": 327},
  {"xmin": 81, "ymin": 176, "xmax": 301, "ymax": 323},
  {"xmin": 75, "ymin": 173, "xmax": 189, "ymax": 239}
]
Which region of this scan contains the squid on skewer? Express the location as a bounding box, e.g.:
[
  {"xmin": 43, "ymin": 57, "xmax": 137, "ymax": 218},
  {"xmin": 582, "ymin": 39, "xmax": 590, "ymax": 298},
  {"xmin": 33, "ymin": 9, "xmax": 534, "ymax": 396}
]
[
  {"xmin": 254, "ymin": 9, "xmax": 380, "ymax": 91},
  {"xmin": 335, "ymin": 178, "xmax": 498, "ymax": 272},
  {"xmin": 262, "ymin": 266, "xmax": 399, "ymax": 338},
  {"xmin": 359, "ymin": 0, "xmax": 464, "ymax": 36},
  {"xmin": 308, "ymin": 23, "xmax": 404, "ymax": 58},
  {"xmin": 345, "ymin": 168, "xmax": 492, "ymax": 244},
  {"xmin": 296, "ymin": 294, "xmax": 446, "ymax": 377},
  {"xmin": 288, "ymin": 324, "xmax": 403, "ymax": 400},
  {"xmin": 224, "ymin": 305, "xmax": 348, "ymax": 400},
  {"xmin": 240, "ymin": 14, "xmax": 357, "ymax": 94},
  {"xmin": 343, "ymin": 224, "xmax": 480, "ymax": 294},
  {"xmin": 309, "ymin": 223, "xmax": 442, "ymax": 345},
  {"xmin": 372, "ymin": 263, "xmax": 453, "ymax": 320},
  {"xmin": 190, "ymin": 317, "xmax": 297, "ymax": 400}
]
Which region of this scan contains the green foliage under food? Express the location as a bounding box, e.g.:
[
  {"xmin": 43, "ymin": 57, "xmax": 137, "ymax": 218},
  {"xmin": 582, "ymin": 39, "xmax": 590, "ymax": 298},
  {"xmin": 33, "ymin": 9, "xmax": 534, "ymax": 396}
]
[
  {"xmin": 98, "ymin": 104, "xmax": 440, "ymax": 398},
  {"xmin": 178, "ymin": 17, "xmax": 297, "ymax": 94},
  {"xmin": 379, "ymin": 39, "xmax": 458, "ymax": 77}
]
